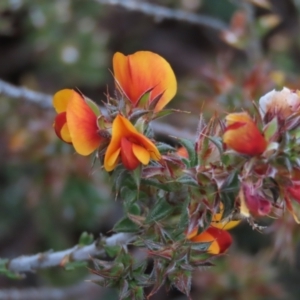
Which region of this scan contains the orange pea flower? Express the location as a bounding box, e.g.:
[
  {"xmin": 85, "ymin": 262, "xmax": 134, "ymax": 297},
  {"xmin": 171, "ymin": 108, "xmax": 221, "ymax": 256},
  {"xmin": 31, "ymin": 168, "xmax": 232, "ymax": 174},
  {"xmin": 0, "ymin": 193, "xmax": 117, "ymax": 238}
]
[
  {"xmin": 223, "ymin": 112, "xmax": 267, "ymax": 156},
  {"xmin": 104, "ymin": 114, "xmax": 161, "ymax": 171},
  {"xmin": 53, "ymin": 89, "xmax": 104, "ymax": 156},
  {"xmin": 187, "ymin": 204, "xmax": 239, "ymax": 254},
  {"xmin": 113, "ymin": 51, "xmax": 177, "ymax": 112},
  {"xmin": 188, "ymin": 226, "xmax": 233, "ymax": 255}
]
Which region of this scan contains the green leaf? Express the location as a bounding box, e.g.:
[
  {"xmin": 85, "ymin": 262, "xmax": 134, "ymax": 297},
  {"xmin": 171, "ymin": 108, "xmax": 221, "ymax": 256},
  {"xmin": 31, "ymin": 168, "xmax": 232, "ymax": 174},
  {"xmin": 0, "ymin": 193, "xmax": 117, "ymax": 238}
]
[
  {"xmin": 152, "ymin": 109, "xmax": 173, "ymax": 120},
  {"xmin": 220, "ymin": 170, "xmax": 239, "ymax": 218},
  {"xmin": 156, "ymin": 142, "xmax": 175, "ymax": 154},
  {"xmin": 189, "ymin": 241, "xmax": 212, "ymax": 252},
  {"xmin": 84, "ymin": 96, "xmax": 100, "ymax": 116},
  {"xmin": 64, "ymin": 261, "xmax": 87, "ymax": 271},
  {"xmin": 207, "ymin": 136, "xmax": 223, "ymax": 155},
  {"xmin": 120, "ymin": 186, "xmax": 137, "ymax": 203},
  {"xmin": 78, "ymin": 232, "xmax": 94, "ymax": 246},
  {"xmin": 114, "ymin": 217, "xmax": 140, "ymax": 233},
  {"xmin": 126, "ymin": 202, "xmax": 141, "ymax": 215},
  {"xmin": 179, "ymin": 138, "xmax": 197, "ymax": 167},
  {"xmin": 177, "ymin": 175, "xmax": 199, "ymax": 187},
  {"xmin": 132, "ymin": 164, "xmax": 142, "ymax": 190},
  {"xmin": 141, "ymin": 178, "xmax": 182, "ymax": 192},
  {"xmin": 146, "ymin": 198, "xmax": 174, "ymax": 224}
]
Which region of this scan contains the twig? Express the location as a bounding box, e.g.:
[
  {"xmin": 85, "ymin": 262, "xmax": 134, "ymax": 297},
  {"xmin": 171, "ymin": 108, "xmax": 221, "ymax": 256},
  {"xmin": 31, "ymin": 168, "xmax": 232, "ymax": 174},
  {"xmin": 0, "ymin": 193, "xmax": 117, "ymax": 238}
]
[
  {"xmin": 0, "ymin": 79, "xmax": 52, "ymax": 108},
  {"xmin": 0, "ymin": 78, "xmax": 195, "ymax": 140},
  {"xmin": 6, "ymin": 233, "xmax": 134, "ymax": 273},
  {"xmin": 95, "ymin": 0, "xmax": 228, "ymax": 31}
]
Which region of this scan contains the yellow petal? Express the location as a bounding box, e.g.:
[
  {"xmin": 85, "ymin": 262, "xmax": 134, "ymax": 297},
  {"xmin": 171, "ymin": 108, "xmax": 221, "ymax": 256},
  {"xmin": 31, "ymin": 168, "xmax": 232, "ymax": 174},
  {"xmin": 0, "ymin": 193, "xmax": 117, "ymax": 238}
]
[
  {"xmin": 106, "ymin": 148, "xmax": 121, "ymax": 171},
  {"xmin": 60, "ymin": 123, "xmax": 72, "ymax": 143},
  {"xmin": 53, "ymin": 89, "xmax": 74, "ymax": 113},
  {"xmin": 132, "ymin": 143, "xmax": 150, "ymax": 165}
]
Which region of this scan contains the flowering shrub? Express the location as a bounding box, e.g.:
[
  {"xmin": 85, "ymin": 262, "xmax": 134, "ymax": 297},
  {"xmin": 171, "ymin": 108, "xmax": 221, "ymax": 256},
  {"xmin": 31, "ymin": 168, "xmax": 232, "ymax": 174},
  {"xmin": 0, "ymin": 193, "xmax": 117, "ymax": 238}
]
[{"xmin": 5, "ymin": 50, "xmax": 300, "ymax": 299}]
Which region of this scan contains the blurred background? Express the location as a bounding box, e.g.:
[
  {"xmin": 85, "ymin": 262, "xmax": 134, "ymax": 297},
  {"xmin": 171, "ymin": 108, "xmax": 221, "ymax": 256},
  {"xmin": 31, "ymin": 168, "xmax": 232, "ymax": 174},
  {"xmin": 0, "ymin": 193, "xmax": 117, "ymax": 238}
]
[{"xmin": 1, "ymin": 0, "xmax": 300, "ymax": 299}]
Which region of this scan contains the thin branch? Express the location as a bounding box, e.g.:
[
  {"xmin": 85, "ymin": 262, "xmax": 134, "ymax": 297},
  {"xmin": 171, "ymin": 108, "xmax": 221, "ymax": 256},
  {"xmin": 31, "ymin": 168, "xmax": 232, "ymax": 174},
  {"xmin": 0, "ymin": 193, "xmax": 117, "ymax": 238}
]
[
  {"xmin": 95, "ymin": 0, "xmax": 228, "ymax": 31},
  {"xmin": 0, "ymin": 78, "xmax": 195, "ymax": 140},
  {"xmin": 6, "ymin": 233, "xmax": 134, "ymax": 273},
  {"xmin": 0, "ymin": 79, "xmax": 52, "ymax": 108}
]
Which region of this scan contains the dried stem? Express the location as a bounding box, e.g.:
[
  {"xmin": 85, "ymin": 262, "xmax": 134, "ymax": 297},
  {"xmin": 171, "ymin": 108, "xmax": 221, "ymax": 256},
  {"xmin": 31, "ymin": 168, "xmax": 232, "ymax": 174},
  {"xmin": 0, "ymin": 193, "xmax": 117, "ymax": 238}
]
[
  {"xmin": 95, "ymin": 0, "xmax": 228, "ymax": 31},
  {"xmin": 6, "ymin": 233, "xmax": 134, "ymax": 273},
  {"xmin": 0, "ymin": 78, "xmax": 195, "ymax": 139},
  {"xmin": 0, "ymin": 79, "xmax": 52, "ymax": 108}
]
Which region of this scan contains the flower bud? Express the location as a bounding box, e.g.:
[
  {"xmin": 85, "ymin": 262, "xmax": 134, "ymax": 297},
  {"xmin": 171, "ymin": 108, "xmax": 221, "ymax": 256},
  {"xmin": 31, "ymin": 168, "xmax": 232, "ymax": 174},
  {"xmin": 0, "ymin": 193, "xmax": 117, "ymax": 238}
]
[{"xmin": 223, "ymin": 112, "xmax": 267, "ymax": 156}]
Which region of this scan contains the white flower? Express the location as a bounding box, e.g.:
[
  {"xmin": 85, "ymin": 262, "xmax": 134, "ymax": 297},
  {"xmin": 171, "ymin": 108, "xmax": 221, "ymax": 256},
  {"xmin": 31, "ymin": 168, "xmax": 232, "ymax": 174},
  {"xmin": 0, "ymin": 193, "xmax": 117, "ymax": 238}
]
[{"xmin": 259, "ymin": 87, "xmax": 300, "ymax": 121}]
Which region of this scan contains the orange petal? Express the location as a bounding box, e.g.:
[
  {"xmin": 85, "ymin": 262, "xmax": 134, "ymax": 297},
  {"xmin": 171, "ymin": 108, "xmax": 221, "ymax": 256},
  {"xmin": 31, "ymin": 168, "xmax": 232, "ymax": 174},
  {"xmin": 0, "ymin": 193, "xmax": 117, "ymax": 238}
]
[
  {"xmin": 53, "ymin": 89, "xmax": 74, "ymax": 113},
  {"xmin": 66, "ymin": 90, "xmax": 102, "ymax": 156},
  {"xmin": 54, "ymin": 112, "xmax": 72, "ymax": 143},
  {"xmin": 113, "ymin": 51, "xmax": 177, "ymax": 112},
  {"xmin": 190, "ymin": 227, "xmax": 232, "ymax": 254},
  {"xmin": 120, "ymin": 137, "xmax": 140, "ymax": 170},
  {"xmin": 223, "ymin": 112, "xmax": 267, "ymax": 156},
  {"xmin": 104, "ymin": 115, "xmax": 131, "ymax": 171}
]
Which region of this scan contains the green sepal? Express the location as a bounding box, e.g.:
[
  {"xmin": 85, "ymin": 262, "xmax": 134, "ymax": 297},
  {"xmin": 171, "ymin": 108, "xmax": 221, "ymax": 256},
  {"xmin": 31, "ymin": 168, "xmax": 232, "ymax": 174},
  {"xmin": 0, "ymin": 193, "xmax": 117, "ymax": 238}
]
[
  {"xmin": 264, "ymin": 117, "xmax": 278, "ymax": 141},
  {"xmin": 84, "ymin": 96, "xmax": 100, "ymax": 116}
]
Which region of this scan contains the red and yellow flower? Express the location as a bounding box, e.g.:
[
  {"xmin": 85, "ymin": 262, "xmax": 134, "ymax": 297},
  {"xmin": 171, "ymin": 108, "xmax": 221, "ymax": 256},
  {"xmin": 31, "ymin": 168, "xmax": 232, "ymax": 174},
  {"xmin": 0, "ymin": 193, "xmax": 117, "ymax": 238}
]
[
  {"xmin": 53, "ymin": 89, "xmax": 105, "ymax": 156},
  {"xmin": 223, "ymin": 112, "xmax": 267, "ymax": 156},
  {"xmin": 104, "ymin": 114, "xmax": 161, "ymax": 171},
  {"xmin": 187, "ymin": 204, "xmax": 239, "ymax": 255},
  {"xmin": 113, "ymin": 51, "xmax": 177, "ymax": 112},
  {"xmin": 188, "ymin": 226, "xmax": 232, "ymax": 255}
]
